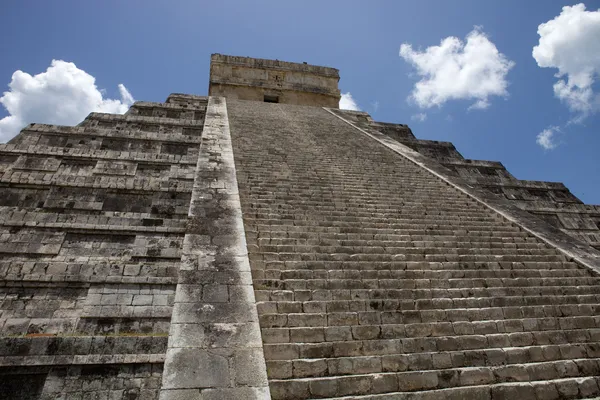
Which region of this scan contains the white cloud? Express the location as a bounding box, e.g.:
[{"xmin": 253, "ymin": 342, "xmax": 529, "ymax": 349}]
[
  {"xmin": 467, "ymin": 99, "xmax": 490, "ymax": 111},
  {"xmin": 532, "ymin": 4, "xmax": 600, "ymax": 119},
  {"xmin": 400, "ymin": 27, "xmax": 515, "ymax": 110},
  {"xmin": 339, "ymin": 92, "xmax": 361, "ymax": 111},
  {"xmin": 371, "ymin": 101, "xmax": 380, "ymax": 112},
  {"xmin": 536, "ymin": 126, "xmax": 560, "ymax": 150},
  {"xmin": 411, "ymin": 113, "xmax": 427, "ymax": 122},
  {"xmin": 0, "ymin": 60, "xmax": 134, "ymax": 142}
]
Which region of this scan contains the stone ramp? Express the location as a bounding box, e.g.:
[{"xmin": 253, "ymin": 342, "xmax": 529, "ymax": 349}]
[{"xmin": 227, "ymin": 100, "xmax": 600, "ymax": 399}]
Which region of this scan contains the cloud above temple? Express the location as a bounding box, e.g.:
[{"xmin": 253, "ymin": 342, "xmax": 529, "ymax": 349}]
[
  {"xmin": 0, "ymin": 60, "xmax": 134, "ymax": 142},
  {"xmin": 411, "ymin": 113, "xmax": 427, "ymax": 122},
  {"xmin": 532, "ymin": 3, "xmax": 600, "ymax": 121},
  {"xmin": 400, "ymin": 27, "xmax": 515, "ymax": 110},
  {"xmin": 339, "ymin": 92, "xmax": 361, "ymax": 111},
  {"xmin": 536, "ymin": 126, "xmax": 560, "ymax": 150}
]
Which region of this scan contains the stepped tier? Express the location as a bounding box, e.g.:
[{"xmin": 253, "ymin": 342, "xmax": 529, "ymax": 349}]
[{"xmin": 0, "ymin": 96, "xmax": 208, "ymax": 400}]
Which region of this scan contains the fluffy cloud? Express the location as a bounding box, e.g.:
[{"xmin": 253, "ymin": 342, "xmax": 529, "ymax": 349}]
[
  {"xmin": 411, "ymin": 113, "xmax": 427, "ymax": 122},
  {"xmin": 339, "ymin": 92, "xmax": 361, "ymax": 111},
  {"xmin": 0, "ymin": 60, "xmax": 134, "ymax": 142},
  {"xmin": 400, "ymin": 27, "xmax": 515, "ymax": 110},
  {"xmin": 536, "ymin": 126, "xmax": 560, "ymax": 150},
  {"xmin": 532, "ymin": 4, "xmax": 600, "ymax": 119}
]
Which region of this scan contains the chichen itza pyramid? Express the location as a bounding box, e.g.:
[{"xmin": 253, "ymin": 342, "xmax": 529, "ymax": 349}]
[{"xmin": 1, "ymin": 54, "xmax": 600, "ymax": 399}]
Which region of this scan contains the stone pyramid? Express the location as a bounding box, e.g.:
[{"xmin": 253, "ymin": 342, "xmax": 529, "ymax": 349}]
[{"xmin": 1, "ymin": 54, "xmax": 599, "ymax": 399}]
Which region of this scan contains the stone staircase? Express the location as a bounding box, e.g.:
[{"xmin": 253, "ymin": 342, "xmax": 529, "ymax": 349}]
[{"xmin": 227, "ymin": 100, "xmax": 600, "ymax": 399}]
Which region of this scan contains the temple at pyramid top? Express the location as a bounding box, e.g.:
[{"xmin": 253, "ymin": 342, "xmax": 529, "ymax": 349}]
[{"xmin": 208, "ymin": 53, "xmax": 341, "ymax": 107}]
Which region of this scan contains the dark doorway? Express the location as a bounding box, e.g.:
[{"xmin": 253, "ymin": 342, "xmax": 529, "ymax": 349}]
[
  {"xmin": 264, "ymin": 95, "xmax": 279, "ymax": 103},
  {"xmin": 0, "ymin": 373, "xmax": 46, "ymax": 400}
]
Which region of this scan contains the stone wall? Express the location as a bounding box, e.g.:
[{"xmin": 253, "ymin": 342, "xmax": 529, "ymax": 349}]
[
  {"xmin": 209, "ymin": 54, "xmax": 341, "ymax": 108},
  {"xmin": 0, "ymin": 94, "xmax": 208, "ymax": 400}
]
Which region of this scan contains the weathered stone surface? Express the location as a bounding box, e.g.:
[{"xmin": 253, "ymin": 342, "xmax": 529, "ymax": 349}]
[
  {"xmin": 209, "ymin": 53, "xmax": 340, "ymax": 108},
  {"xmin": 161, "ymin": 348, "xmax": 230, "ymax": 389},
  {"xmin": 160, "ymin": 97, "xmax": 269, "ymax": 399},
  {"xmin": 0, "ymin": 93, "xmax": 207, "ymax": 399},
  {"xmin": 2, "ymin": 54, "xmax": 600, "ymax": 400}
]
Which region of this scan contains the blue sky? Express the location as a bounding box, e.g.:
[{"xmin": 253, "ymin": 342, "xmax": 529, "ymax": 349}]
[{"xmin": 1, "ymin": 1, "xmax": 599, "ymax": 202}]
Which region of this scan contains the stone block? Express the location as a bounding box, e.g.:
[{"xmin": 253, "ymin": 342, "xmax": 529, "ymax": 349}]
[
  {"xmin": 266, "ymin": 360, "xmax": 292, "ymax": 379},
  {"xmin": 158, "ymin": 389, "xmax": 200, "ymax": 400},
  {"xmin": 199, "ymin": 387, "xmax": 270, "ymax": 400},
  {"xmin": 459, "ymin": 367, "xmax": 494, "ymax": 386},
  {"xmin": 233, "ymin": 348, "xmax": 269, "ymax": 386},
  {"xmin": 309, "ymin": 379, "xmax": 338, "ymax": 398},
  {"xmin": 371, "ymin": 373, "xmax": 398, "ymax": 394},
  {"xmin": 202, "ymin": 284, "xmax": 229, "ymax": 302},
  {"xmin": 555, "ymin": 379, "xmax": 580, "ymax": 398},
  {"xmin": 532, "ymin": 381, "xmax": 560, "ymax": 400},
  {"xmin": 491, "ymin": 383, "xmax": 535, "ymax": 400},
  {"xmin": 161, "ymin": 348, "xmax": 230, "ymax": 389},
  {"xmin": 397, "ymin": 371, "xmax": 439, "ymax": 391},
  {"xmin": 269, "ymin": 380, "xmax": 309, "ymax": 399},
  {"xmin": 337, "ymin": 375, "xmax": 373, "ymax": 396},
  {"xmin": 171, "ymin": 302, "xmax": 257, "ymax": 324}
]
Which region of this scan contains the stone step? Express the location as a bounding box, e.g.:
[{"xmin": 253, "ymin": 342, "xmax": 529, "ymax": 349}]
[
  {"xmin": 258, "ymin": 305, "xmax": 600, "ymax": 328},
  {"xmin": 257, "ymin": 294, "xmax": 600, "ymax": 316},
  {"xmin": 269, "ymin": 372, "xmax": 600, "ymax": 399},
  {"xmin": 253, "ymin": 275, "xmax": 594, "ymax": 291},
  {"xmin": 257, "ymin": 295, "xmax": 600, "ymax": 314},
  {"xmin": 243, "ymin": 195, "xmax": 476, "ymax": 203},
  {"xmin": 242, "ymin": 202, "xmax": 498, "ymax": 212},
  {"xmin": 247, "ymin": 220, "xmax": 524, "ymax": 232},
  {"xmin": 248, "ymin": 230, "xmax": 536, "ymax": 240},
  {"xmin": 267, "ymin": 351, "xmax": 600, "ymax": 380},
  {"xmin": 254, "ymin": 285, "xmax": 600, "ymax": 302},
  {"xmin": 256, "ymin": 269, "xmax": 591, "ymax": 281},
  {"xmin": 251, "ymin": 255, "xmax": 569, "ymax": 264},
  {"xmin": 243, "ymin": 180, "xmax": 461, "ymax": 187},
  {"xmin": 254, "ymin": 261, "xmax": 582, "ymax": 272},
  {"xmin": 263, "ymin": 332, "xmax": 600, "ymax": 361},
  {"xmin": 250, "ymin": 250, "xmax": 566, "ymax": 262},
  {"xmin": 262, "ymin": 323, "xmax": 600, "ymax": 345},
  {"xmin": 245, "ymin": 188, "xmax": 472, "ymax": 196},
  {"xmin": 241, "ymin": 202, "xmax": 496, "ymax": 211},
  {"xmin": 249, "ymin": 228, "xmax": 537, "ymax": 239},
  {"xmin": 254, "ymin": 269, "xmax": 591, "ymax": 281},
  {"xmin": 253, "ymin": 238, "xmax": 548, "ymax": 249},
  {"xmin": 250, "ymin": 243, "xmax": 557, "ymax": 255},
  {"xmin": 243, "ymin": 198, "xmax": 487, "ymax": 208},
  {"xmin": 246, "ymin": 206, "xmax": 499, "ymax": 217},
  {"xmin": 247, "ymin": 216, "xmax": 508, "ymax": 227}
]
